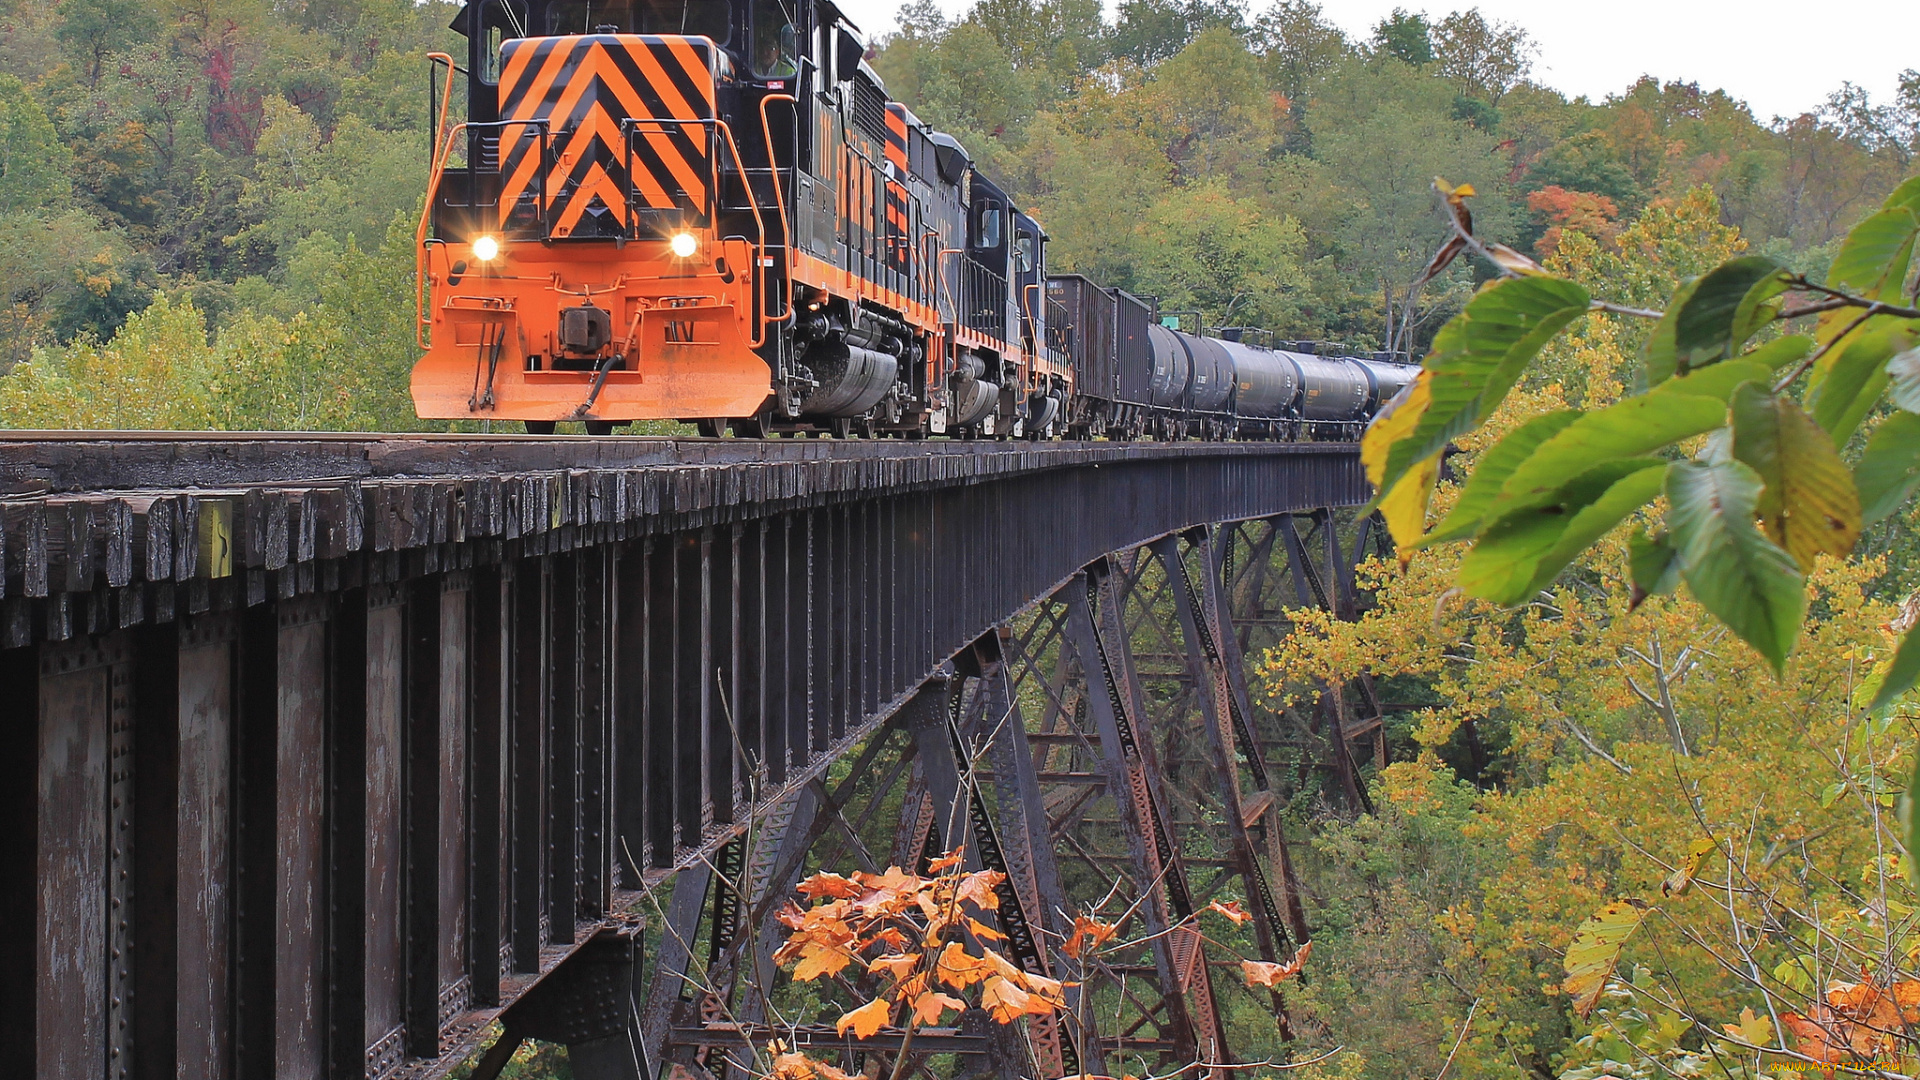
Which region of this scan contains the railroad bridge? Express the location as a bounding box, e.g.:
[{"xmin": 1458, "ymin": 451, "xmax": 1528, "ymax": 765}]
[{"xmin": 0, "ymin": 435, "xmax": 1387, "ymax": 1080}]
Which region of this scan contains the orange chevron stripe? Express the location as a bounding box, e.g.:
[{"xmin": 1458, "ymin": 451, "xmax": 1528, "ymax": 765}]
[
  {"xmin": 631, "ymin": 123, "xmax": 706, "ymax": 208},
  {"xmin": 552, "ymin": 159, "xmax": 626, "ymax": 236},
  {"xmin": 548, "ymin": 104, "xmax": 638, "ymax": 222},
  {"xmin": 497, "ymin": 122, "xmax": 548, "ymax": 228},
  {"xmin": 627, "ymin": 41, "xmax": 700, "ymax": 122},
  {"xmin": 505, "ymin": 39, "xmax": 574, "ymax": 119},
  {"xmin": 544, "ymin": 44, "xmax": 705, "ymax": 215},
  {"xmin": 663, "ymin": 38, "xmax": 716, "ymax": 113}
]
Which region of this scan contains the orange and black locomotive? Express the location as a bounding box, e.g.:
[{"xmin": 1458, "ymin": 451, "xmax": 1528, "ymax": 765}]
[{"xmin": 414, "ymin": 0, "xmax": 1414, "ymax": 438}]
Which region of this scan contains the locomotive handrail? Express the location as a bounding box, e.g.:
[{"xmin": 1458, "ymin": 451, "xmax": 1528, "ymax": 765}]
[
  {"xmin": 415, "ymin": 53, "xmax": 462, "ymax": 350},
  {"xmin": 757, "ymin": 92, "xmax": 797, "ymax": 322},
  {"xmin": 1020, "ymin": 281, "xmax": 1042, "ymax": 354},
  {"xmin": 427, "ymin": 52, "xmax": 459, "ymax": 168},
  {"xmin": 416, "ymin": 118, "xmax": 552, "ymax": 349},
  {"xmin": 617, "ymin": 116, "xmax": 769, "ymax": 346}
]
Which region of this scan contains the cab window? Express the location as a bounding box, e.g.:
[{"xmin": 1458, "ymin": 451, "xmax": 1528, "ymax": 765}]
[
  {"xmin": 479, "ymin": 0, "xmax": 529, "ymax": 84},
  {"xmin": 1015, "ymin": 231, "xmax": 1034, "ymax": 273},
  {"xmin": 973, "ymin": 203, "xmax": 1002, "ymax": 249},
  {"xmin": 545, "ymin": 0, "xmax": 730, "ymax": 41},
  {"xmin": 751, "ymin": 0, "xmax": 798, "ymax": 77}
]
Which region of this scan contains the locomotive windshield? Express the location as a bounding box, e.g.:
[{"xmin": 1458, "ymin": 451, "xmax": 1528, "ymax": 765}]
[
  {"xmin": 750, "ymin": 0, "xmax": 797, "ymax": 77},
  {"xmin": 544, "ymin": 0, "xmax": 731, "ymax": 40}
]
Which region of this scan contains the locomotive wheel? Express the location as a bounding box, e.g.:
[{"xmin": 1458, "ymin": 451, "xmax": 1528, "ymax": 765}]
[
  {"xmin": 728, "ymin": 416, "xmax": 768, "ymax": 438},
  {"xmin": 829, "ymin": 417, "xmax": 853, "ymax": 439},
  {"xmin": 585, "ymin": 420, "xmax": 616, "ymax": 436},
  {"xmin": 696, "ymin": 418, "xmax": 725, "ymax": 438},
  {"xmin": 524, "ymin": 420, "xmax": 557, "ymax": 435}
]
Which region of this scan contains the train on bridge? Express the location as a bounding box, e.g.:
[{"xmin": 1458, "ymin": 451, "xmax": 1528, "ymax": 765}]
[{"xmin": 411, "ymin": 0, "xmax": 1417, "ymax": 439}]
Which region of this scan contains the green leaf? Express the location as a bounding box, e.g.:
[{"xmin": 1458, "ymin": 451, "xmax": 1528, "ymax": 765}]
[
  {"xmin": 1666, "ymin": 460, "xmax": 1807, "ymax": 674},
  {"xmin": 1728, "ymin": 383, "xmax": 1862, "ymax": 570},
  {"xmin": 1376, "ymin": 276, "xmax": 1591, "ymax": 495},
  {"xmin": 1824, "ymin": 205, "xmax": 1920, "ymax": 303},
  {"xmin": 1487, "ymin": 359, "xmax": 1772, "ymax": 526},
  {"xmin": 1642, "ymin": 276, "xmax": 1701, "ymax": 389},
  {"xmin": 1738, "ymin": 333, "xmax": 1815, "ymax": 372},
  {"xmin": 1858, "ymin": 412, "xmax": 1920, "ymax": 526},
  {"xmin": 1459, "ymin": 459, "xmax": 1666, "ymax": 604},
  {"xmin": 1420, "ymin": 409, "xmax": 1581, "ymax": 546},
  {"xmin": 1872, "ymin": 626, "xmax": 1920, "ymax": 713},
  {"xmin": 1672, "ymin": 257, "xmax": 1790, "ymax": 372},
  {"xmin": 1805, "ymin": 323, "xmax": 1914, "ymax": 439},
  {"xmin": 1643, "ymin": 259, "xmax": 1791, "ymax": 388},
  {"xmin": 1889, "ymin": 346, "xmax": 1920, "ymax": 414},
  {"xmin": 1629, "ymin": 531, "xmax": 1682, "ymax": 605}
]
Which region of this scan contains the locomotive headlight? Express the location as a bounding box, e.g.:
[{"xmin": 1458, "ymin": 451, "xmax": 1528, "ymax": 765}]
[
  {"xmin": 669, "ymin": 231, "xmax": 699, "ymax": 258},
  {"xmin": 472, "ymin": 235, "xmax": 500, "ymax": 262}
]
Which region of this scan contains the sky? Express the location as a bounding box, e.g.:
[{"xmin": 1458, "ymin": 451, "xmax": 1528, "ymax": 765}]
[{"xmin": 834, "ymin": 0, "xmax": 1920, "ymax": 123}]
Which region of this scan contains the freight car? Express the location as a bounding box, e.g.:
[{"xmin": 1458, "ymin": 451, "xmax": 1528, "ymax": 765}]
[{"xmin": 410, "ymin": 0, "xmax": 1416, "ymax": 438}]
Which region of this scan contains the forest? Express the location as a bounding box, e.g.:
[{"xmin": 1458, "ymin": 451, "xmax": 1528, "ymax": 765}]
[{"xmin": 4, "ymin": 0, "xmax": 1920, "ymax": 1078}]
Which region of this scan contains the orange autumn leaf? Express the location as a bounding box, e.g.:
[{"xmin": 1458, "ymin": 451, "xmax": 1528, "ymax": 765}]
[
  {"xmin": 790, "ymin": 942, "xmax": 857, "ymax": 981},
  {"xmin": 1780, "ymin": 975, "xmax": 1920, "ymax": 1062},
  {"xmin": 967, "ymin": 916, "xmax": 1006, "ymax": 942},
  {"xmin": 956, "ymin": 870, "xmax": 1005, "ymax": 910},
  {"xmin": 927, "ymin": 847, "xmax": 966, "ymax": 872},
  {"xmin": 981, "ymin": 975, "xmax": 1039, "ymax": 1023},
  {"xmin": 797, "ymin": 872, "xmax": 863, "ymax": 899},
  {"xmin": 1063, "ymin": 915, "xmax": 1118, "ymax": 959},
  {"xmin": 1242, "ymin": 941, "xmax": 1311, "ymax": 988},
  {"xmin": 1023, "ymin": 970, "xmax": 1069, "ymax": 1006},
  {"xmin": 910, "ymin": 990, "xmax": 965, "ymax": 1025},
  {"xmin": 1207, "ymin": 900, "xmax": 1251, "ymax": 925},
  {"xmin": 835, "ymin": 997, "xmax": 892, "ymax": 1040},
  {"xmin": 809, "ymin": 1061, "xmax": 861, "ymax": 1080},
  {"xmin": 772, "ymin": 1051, "xmax": 817, "ymax": 1080},
  {"xmin": 934, "ymin": 941, "xmax": 995, "ymax": 988},
  {"xmin": 867, "ymin": 952, "xmax": 921, "ymax": 981}
]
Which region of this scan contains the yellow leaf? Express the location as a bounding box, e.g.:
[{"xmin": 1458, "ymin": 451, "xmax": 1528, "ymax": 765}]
[
  {"xmin": 910, "ymin": 990, "xmax": 965, "ymax": 1026},
  {"xmin": 1720, "ymin": 1006, "xmax": 1772, "ymax": 1045},
  {"xmin": 835, "ymin": 997, "xmax": 892, "ymax": 1040},
  {"xmin": 1562, "ymin": 899, "xmax": 1650, "ymax": 1018},
  {"xmin": 1377, "ymin": 450, "xmax": 1442, "ymax": 554},
  {"xmin": 1661, "ymin": 838, "xmax": 1715, "ymax": 898},
  {"xmin": 1361, "ymin": 370, "xmax": 1433, "ymax": 490}
]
